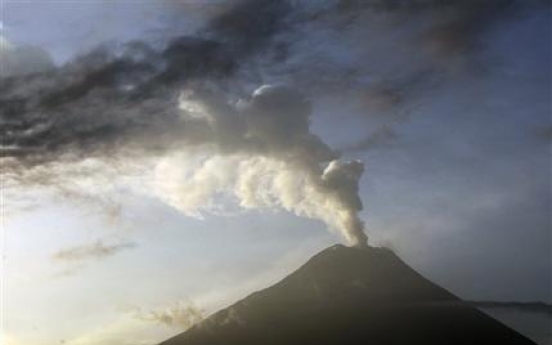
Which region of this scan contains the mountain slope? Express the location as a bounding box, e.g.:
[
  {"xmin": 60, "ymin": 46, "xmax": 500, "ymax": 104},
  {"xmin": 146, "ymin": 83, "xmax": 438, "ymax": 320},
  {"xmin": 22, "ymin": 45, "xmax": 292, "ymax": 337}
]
[{"xmin": 159, "ymin": 244, "xmax": 536, "ymax": 345}]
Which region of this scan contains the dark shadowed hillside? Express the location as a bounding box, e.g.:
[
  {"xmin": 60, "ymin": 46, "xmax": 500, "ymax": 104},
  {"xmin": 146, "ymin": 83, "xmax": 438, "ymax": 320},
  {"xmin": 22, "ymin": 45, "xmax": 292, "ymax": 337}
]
[{"xmin": 158, "ymin": 245, "xmax": 536, "ymax": 345}]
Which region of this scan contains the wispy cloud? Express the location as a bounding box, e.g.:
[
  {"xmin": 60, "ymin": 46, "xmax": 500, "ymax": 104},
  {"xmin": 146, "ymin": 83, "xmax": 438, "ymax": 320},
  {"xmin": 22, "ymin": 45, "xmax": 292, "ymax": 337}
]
[
  {"xmin": 127, "ymin": 301, "xmax": 204, "ymax": 330},
  {"xmin": 52, "ymin": 240, "xmax": 136, "ymax": 263}
]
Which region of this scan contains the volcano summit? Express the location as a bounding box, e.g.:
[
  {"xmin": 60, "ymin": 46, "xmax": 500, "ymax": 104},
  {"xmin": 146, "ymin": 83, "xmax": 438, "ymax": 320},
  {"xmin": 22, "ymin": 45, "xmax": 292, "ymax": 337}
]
[{"xmin": 158, "ymin": 245, "xmax": 536, "ymax": 345}]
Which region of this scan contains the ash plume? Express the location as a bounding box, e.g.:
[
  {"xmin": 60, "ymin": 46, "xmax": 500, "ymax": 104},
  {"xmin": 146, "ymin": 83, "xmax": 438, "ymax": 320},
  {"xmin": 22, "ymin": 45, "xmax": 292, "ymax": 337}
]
[
  {"xmin": 253, "ymin": 0, "xmax": 529, "ymax": 153},
  {"xmin": 3, "ymin": 0, "xmax": 542, "ymax": 246},
  {"xmin": 155, "ymin": 85, "xmax": 368, "ymax": 246},
  {"xmin": 0, "ymin": 0, "xmax": 371, "ymax": 246},
  {"xmin": 0, "ymin": 0, "xmax": 290, "ymax": 168}
]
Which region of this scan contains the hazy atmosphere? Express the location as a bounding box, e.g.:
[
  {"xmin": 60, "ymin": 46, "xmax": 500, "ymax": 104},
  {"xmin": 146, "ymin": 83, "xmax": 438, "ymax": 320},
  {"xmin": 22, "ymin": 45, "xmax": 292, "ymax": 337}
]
[{"xmin": 1, "ymin": 1, "xmax": 550, "ymax": 344}]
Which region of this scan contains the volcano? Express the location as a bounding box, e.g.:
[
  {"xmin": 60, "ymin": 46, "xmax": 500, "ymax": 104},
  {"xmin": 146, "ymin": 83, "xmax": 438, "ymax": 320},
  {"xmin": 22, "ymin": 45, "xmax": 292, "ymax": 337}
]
[{"xmin": 158, "ymin": 244, "xmax": 536, "ymax": 345}]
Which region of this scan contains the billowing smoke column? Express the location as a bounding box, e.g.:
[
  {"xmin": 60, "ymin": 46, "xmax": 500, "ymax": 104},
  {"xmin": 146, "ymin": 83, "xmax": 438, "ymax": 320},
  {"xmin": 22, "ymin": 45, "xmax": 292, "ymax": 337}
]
[
  {"xmin": 3, "ymin": 0, "xmax": 538, "ymax": 246},
  {"xmin": 4, "ymin": 0, "xmax": 545, "ymax": 248},
  {"xmin": 0, "ymin": 34, "xmax": 369, "ymax": 247},
  {"xmin": 0, "ymin": 39, "xmax": 369, "ymax": 245},
  {"xmin": 1, "ymin": 81, "xmax": 369, "ymax": 245},
  {"xmin": 156, "ymin": 85, "xmax": 368, "ymax": 246}
]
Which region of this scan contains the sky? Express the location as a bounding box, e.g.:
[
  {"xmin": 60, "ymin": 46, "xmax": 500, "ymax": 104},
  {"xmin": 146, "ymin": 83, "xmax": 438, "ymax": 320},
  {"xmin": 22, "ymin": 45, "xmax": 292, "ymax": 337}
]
[{"xmin": 0, "ymin": 1, "xmax": 551, "ymax": 345}]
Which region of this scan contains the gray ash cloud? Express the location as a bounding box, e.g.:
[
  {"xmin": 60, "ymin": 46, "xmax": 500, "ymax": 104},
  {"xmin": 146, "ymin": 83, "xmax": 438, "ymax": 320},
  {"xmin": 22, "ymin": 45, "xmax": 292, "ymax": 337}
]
[
  {"xmin": 0, "ymin": 0, "xmax": 535, "ymax": 164},
  {"xmin": 0, "ymin": 0, "xmax": 291, "ymax": 167},
  {"xmin": 0, "ymin": 37, "xmax": 234, "ymax": 164},
  {"xmin": 1, "ymin": 0, "xmax": 547, "ymax": 247}
]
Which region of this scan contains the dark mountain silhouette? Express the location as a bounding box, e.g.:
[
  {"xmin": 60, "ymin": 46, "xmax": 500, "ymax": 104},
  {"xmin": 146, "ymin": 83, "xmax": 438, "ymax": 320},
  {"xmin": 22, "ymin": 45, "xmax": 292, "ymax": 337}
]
[{"xmin": 159, "ymin": 244, "xmax": 537, "ymax": 345}]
